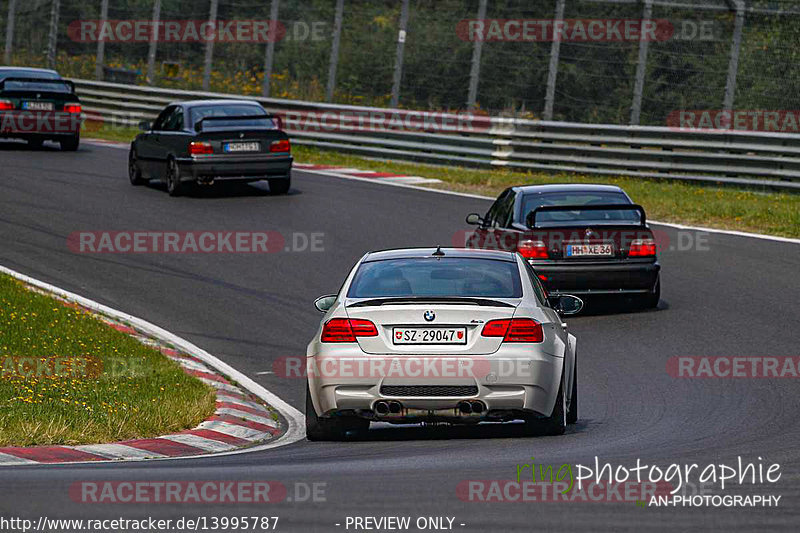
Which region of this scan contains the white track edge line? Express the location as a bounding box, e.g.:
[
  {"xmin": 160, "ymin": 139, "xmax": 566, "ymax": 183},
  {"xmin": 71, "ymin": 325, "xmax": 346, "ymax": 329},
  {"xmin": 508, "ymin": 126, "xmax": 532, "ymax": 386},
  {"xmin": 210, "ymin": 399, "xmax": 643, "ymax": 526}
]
[
  {"xmin": 296, "ymin": 168, "xmax": 800, "ymax": 245},
  {"xmin": 0, "ymin": 263, "xmax": 306, "ymax": 466},
  {"xmin": 83, "ymin": 140, "xmax": 799, "ymax": 245}
]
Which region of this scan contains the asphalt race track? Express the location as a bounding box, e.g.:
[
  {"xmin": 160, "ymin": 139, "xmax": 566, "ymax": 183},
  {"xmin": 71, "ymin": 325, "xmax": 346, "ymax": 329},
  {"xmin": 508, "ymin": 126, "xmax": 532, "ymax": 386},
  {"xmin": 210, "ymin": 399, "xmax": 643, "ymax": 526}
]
[{"xmin": 1, "ymin": 141, "xmax": 799, "ymax": 532}]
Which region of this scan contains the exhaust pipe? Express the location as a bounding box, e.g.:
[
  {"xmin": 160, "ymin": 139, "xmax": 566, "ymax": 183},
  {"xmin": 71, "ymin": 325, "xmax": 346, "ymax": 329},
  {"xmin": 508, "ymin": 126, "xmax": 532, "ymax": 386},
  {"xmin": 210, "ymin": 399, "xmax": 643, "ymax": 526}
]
[
  {"xmin": 374, "ymin": 401, "xmax": 390, "ymax": 415},
  {"xmin": 470, "ymin": 401, "xmax": 485, "ymax": 414},
  {"xmin": 458, "ymin": 401, "xmax": 473, "ymax": 414},
  {"xmin": 389, "ymin": 401, "xmax": 402, "ymax": 414}
]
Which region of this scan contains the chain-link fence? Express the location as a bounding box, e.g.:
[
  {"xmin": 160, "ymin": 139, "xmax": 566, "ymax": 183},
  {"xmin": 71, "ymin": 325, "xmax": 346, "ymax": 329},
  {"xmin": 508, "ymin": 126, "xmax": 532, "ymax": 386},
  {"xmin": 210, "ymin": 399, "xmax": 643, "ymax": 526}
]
[{"xmin": 2, "ymin": 0, "xmax": 799, "ymax": 127}]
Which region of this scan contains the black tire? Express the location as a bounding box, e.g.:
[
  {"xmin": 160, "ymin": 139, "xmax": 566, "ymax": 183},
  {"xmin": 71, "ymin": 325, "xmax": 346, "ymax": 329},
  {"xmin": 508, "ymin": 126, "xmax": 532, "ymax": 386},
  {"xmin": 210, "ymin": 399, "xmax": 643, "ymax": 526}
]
[
  {"xmin": 640, "ymin": 275, "xmax": 661, "ymax": 309},
  {"xmin": 567, "ymin": 357, "xmax": 578, "ymax": 425},
  {"xmin": 305, "ymin": 384, "xmax": 368, "ymax": 441},
  {"xmin": 166, "ymin": 158, "xmax": 183, "ymax": 197},
  {"xmin": 268, "ymin": 176, "xmax": 291, "ymax": 195},
  {"xmin": 27, "ymin": 138, "xmax": 44, "ymax": 149},
  {"xmin": 523, "ymin": 371, "xmax": 566, "ymax": 436},
  {"xmin": 128, "ymin": 150, "xmax": 146, "ymax": 185},
  {"xmin": 60, "ymin": 134, "xmax": 79, "ymax": 151}
]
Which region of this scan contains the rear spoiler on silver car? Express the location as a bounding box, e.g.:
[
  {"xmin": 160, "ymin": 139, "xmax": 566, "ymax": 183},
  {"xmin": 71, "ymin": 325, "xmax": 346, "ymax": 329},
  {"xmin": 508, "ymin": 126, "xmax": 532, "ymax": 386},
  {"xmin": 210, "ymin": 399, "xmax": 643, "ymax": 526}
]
[{"xmin": 525, "ymin": 204, "xmax": 647, "ymax": 229}]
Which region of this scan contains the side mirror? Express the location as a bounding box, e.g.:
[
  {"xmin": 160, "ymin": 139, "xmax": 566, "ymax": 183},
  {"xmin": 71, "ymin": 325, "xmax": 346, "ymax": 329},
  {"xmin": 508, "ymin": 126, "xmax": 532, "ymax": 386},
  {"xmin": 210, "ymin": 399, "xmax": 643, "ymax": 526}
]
[
  {"xmin": 466, "ymin": 213, "xmax": 484, "ymax": 226},
  {"xmin": 551, "ymin": 294, "xmax": 584, "ymax": 316},
  {"xmin": 314, "ymin": 295, "xmax": 337, "ymax": 313},
  {"xmin": 138, "ymin": 120, "xmax": 151, "ymax": 131}
]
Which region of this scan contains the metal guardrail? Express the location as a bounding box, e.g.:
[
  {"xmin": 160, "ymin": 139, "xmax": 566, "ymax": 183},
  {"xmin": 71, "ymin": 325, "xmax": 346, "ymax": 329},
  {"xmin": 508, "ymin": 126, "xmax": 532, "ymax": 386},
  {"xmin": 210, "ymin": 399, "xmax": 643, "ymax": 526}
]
[{"xmin": 71, "ymin": 78, "xmax": 800, "ymax": 193}]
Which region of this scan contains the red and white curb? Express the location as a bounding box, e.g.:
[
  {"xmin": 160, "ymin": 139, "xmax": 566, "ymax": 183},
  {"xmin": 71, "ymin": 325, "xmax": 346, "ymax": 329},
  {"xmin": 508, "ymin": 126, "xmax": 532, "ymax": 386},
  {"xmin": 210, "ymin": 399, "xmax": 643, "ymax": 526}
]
[{"xmin": 0, "ymin": 264, "xmax": 305, "ymax": 466}]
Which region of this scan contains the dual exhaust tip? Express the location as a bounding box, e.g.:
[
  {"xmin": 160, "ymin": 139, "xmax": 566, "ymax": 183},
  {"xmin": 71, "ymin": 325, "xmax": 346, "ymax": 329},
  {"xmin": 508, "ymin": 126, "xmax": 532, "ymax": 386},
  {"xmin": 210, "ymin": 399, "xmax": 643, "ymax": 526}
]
[
  {"xmin": 458, "ymin": 400, "xmax": 486, "ymax": 414},
  {"xmin": 374, "ymin": 401, "xmax": 402, "ymax": 415},
  {"xmin": 373, "ymin": 400, "xmax": 486, "ymax": 416}
]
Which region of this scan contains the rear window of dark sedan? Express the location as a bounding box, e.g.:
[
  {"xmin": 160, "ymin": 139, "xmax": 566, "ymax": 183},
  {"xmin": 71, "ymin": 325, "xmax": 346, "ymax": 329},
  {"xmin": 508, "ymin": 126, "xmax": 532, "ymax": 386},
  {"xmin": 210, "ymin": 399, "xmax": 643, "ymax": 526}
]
[
  {"xmin": 1, "ymin": 79, "xmax": 72, "ymax": 92},
  {"xmin": 521, "ymin": 191, "xmax": 640, "ymax": 227},
  {"xmin": 347, "ymin": 258, "xmax": 522, "ymax": 299},
  {"xmin": 189, "ymin": 104, "xmax": 276, "ymax": 129}
]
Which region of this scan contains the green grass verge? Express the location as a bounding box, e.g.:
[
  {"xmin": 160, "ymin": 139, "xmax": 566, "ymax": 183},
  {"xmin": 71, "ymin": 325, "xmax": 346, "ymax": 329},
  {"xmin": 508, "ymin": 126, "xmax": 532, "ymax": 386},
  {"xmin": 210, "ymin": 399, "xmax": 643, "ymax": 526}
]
[
  {"xmin": 0, "ymin": 274, "xmax": 216, "ymax": 446},
  {"xmin": 85, "ymin": 128, "xmax": 800, "ymax": 238}
]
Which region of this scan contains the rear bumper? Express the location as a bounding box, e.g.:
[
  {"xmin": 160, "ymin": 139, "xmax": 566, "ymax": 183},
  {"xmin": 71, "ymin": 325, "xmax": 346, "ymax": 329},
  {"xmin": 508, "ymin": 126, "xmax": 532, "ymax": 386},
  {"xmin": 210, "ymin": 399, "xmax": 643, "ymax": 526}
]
[
  {"xmin": 0, "ymin": 131, "xmax": 79, "ymax": 141},
  {"xmin": 307, "ymin": 350, "xmax": 564, "ymax": 422},
  {"xmin": 176, "ymin": 154, "xmax": 293, "ymax": 182},
  {"xmin": 531, "ymin": 259, "xmax": 660, "ymax": 295}
]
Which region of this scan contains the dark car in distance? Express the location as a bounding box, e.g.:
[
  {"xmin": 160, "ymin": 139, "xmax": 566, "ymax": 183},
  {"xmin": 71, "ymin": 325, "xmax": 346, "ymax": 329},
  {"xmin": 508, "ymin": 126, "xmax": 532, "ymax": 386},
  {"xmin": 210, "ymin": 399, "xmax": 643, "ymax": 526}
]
[
  {"xmin": 0, "ymin": 67, "xmax": 82, "ymax": 150},
  {"xmin": 465, "ymin": 184, "xmax": 661, "ymax": 308},
  {"xmin": 129, "ymin": 99, "xmax": 293, "ymax": 196}
]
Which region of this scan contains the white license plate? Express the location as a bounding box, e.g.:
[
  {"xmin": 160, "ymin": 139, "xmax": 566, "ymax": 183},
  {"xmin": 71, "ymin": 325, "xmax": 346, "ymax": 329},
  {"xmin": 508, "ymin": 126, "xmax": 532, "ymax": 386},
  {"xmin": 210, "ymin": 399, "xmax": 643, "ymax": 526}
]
[
  {"xmin": 22, "ymin": 101, "xmax": 53, "ymax": 111},
  {"xmin": 392, "ymin": 327, "xmax": 467, "ymax": 345},
  {"xmin": 223, "ymin": 141, "xmax": 260, "ymax": 153},
  {"xmin": 566, "ymin": 243, "xmax": 613, "ymax": 257}
]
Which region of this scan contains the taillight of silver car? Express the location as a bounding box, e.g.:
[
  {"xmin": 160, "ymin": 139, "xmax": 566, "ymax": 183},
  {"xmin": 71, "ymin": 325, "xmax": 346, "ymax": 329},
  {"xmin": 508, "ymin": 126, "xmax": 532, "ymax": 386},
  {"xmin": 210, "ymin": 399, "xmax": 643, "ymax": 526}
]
[
  {"xmin": 321, "ymin": 318, "xmax": 378, "ymax": 343},
  {"xmin": 480, "ymin": 318, "xmax": 543, "ymax": 343}
]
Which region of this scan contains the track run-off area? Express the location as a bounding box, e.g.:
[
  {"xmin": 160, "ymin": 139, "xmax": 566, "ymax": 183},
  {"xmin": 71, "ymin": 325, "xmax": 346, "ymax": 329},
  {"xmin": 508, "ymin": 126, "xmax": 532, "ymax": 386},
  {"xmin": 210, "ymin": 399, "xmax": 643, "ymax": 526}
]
[{"xmin": 0, "ymin": 141, "xmax": 799, "ymax": 531}]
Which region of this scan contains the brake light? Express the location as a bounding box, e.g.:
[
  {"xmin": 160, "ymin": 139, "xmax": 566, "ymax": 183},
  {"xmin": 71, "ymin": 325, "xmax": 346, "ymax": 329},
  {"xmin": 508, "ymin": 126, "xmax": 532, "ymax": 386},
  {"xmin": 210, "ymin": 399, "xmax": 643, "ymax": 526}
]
[
  {"xmin": 481, "ymin": 318, "xmax": 543, "ymax": 343},
  {"xmin": 270, "ymin": 139, "xmax": 290, "ymax": 153},
  {"xmin": 321, "ymin": 318, "xmax": 378, "ymax": 343},
  {"xmin": 0, "ymin": 100, "xmax": 14, "ymax": 110},
  {"xmin": 189, "ymin": 141, "xmax": 213, "ymax": 155},
  {"xmin": 63, "ymin": 103, "xmax": 81, "ymax": 113},
  {"xmin": 629, "ymin": 238, "xmax": 657, "ymax": 257},
  {"xmin": 518, "ymin": 240, "xmax": 548, "ymax": 259}
]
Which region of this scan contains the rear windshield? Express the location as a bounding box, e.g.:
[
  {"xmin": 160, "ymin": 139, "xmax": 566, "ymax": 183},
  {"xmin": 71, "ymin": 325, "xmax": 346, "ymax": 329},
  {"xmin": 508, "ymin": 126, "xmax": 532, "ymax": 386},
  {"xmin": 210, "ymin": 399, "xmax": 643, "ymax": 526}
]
[
  {"xmin": 347, "ymin": 258, "xmax": 522, "ymax": 299},
  {"xmin": 521, "ymin": 191, "xmax": 640, "ymax": 227},
  {"xmin": 1, "ymin": 79, "xmax": 72, "ymax": 93},
  {"xmin": 189, "ymin": 104, "xmax": 275, "ymax": 129}
]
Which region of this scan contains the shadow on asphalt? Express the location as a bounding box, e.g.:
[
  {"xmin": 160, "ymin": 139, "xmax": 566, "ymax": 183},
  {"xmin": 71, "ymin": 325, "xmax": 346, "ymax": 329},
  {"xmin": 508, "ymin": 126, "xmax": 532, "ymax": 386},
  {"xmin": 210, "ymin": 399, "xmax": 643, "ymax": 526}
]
[
  {"xmin": 338, "ymin": 419, "xmax": 591, "ymax": 442},
  {"xmin": 143, "ymin": 179, "xmax": 299, "ymax": 199},
  {"xmin": 0, "ymin": 140, "xmax": 61, "ymax": 151},
  {"xmin": 572, "ymin": 295, "xmax": 668, "ymax": 317}
]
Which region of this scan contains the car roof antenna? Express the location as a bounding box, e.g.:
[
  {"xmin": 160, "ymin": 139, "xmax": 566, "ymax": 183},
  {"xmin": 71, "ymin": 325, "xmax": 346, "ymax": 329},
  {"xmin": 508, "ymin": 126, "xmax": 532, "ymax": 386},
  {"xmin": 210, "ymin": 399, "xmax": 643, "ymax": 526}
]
[{"xmin": 432, "ymin": 246, "xmax": 445, "ymax": 258}]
